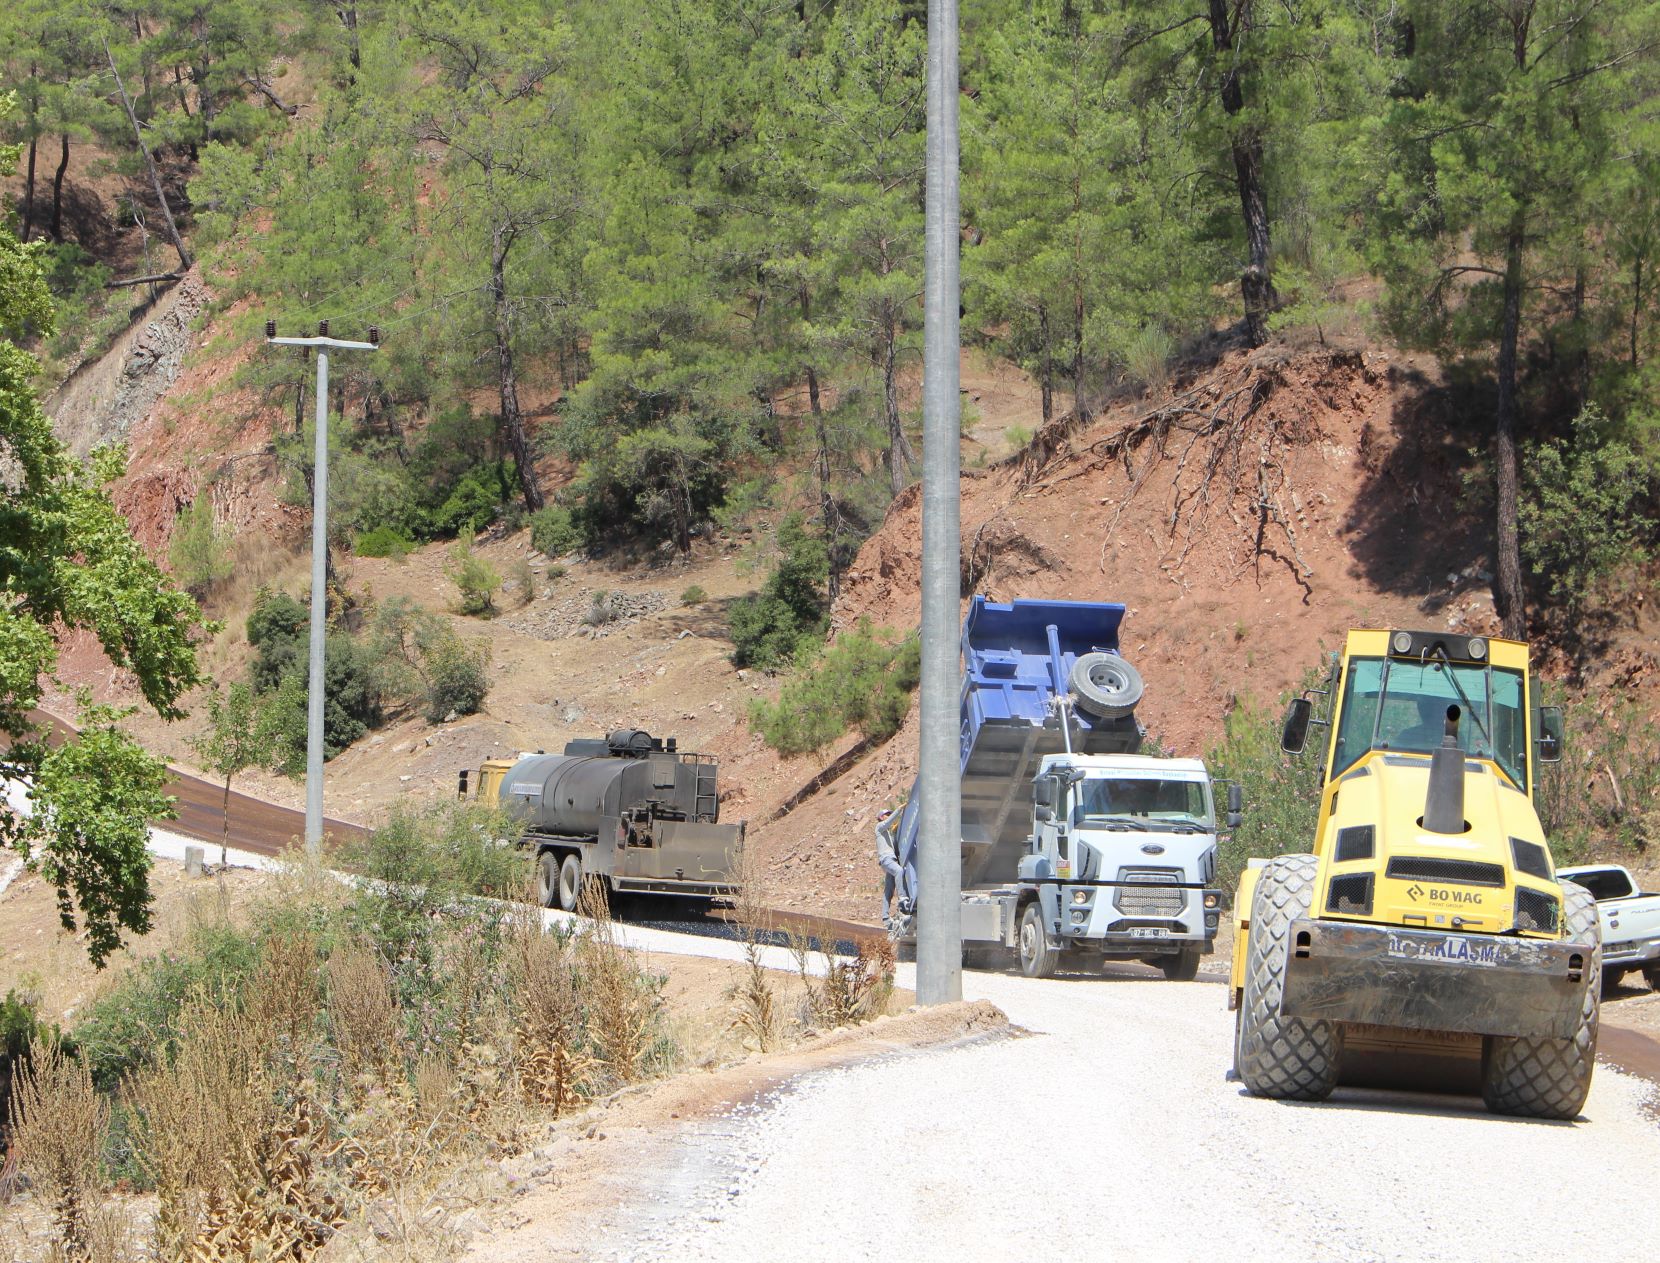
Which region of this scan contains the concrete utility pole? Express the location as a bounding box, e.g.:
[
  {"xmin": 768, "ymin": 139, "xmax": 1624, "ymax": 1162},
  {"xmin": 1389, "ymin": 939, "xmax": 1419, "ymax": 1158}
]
[
  {"xmin": 917, "ymin": 0, "xmax": 963, "ymax": 1006},
  {"xmin": 264, "ymin": 320, "xmax": 380, "ymax": 854}
]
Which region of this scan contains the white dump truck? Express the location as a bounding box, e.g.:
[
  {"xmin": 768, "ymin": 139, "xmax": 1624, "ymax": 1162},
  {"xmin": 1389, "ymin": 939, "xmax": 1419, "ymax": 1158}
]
[{"xmin": 883, "ymin": 597, "xmax": 1236, "ymax": 979}]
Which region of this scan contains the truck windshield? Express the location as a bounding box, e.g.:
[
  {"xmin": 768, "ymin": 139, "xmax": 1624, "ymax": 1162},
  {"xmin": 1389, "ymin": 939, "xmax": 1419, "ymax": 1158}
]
[
  {"xmin": 1330, "ymin": 656, "xmax": 1527, "ymax": 788},
  {"xmin": 1073, "ymin": 778, "xmax": 1213, "ymax": 831}
]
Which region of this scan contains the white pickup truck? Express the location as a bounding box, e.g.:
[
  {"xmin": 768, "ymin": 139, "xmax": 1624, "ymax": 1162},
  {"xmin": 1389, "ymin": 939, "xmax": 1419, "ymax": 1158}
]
[{"xmin": 1559, "ymin": 864, "xmax": 1660, "ymax": 993}]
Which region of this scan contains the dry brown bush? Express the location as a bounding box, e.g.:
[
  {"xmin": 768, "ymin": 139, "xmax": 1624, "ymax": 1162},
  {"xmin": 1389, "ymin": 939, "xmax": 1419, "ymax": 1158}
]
[
  {"xmin": 325, "ymin": 943, "xmax": 401, "ymax": 1083},
  {"xmin": 246, "ymin": 931, "xmax": 321, "ymax": 1074},
  {"xmin": 127, "ymin": 996, "xmax": 278, "ymax": 1256},
  {"xmin": 7, "ymin": 1038, "xmax": 108, "ymax": 1259},
  {"xmin": 571, "ymin": 887, "xmax": 665, "ymax": 1086},
  {"xmin": 789, "ymin": 931, "xmax": 896, "ymax": 1030},
  {"xmin": 508, "ymin": 920, "xmax": 592, "ymax": 1115},
  {"xmin": 725, "ymin": 847, "xmax": 781, "ymax": 1052}
]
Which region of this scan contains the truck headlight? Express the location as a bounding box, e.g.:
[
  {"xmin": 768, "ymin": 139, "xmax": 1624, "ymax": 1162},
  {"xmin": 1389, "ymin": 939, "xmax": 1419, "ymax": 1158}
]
[
  {"xmin": 1071, "ymin": 889, "xmax": 1091, "ymax": 905},
  {"xmin": 1203, "ymin": 892, "xmax": 1219, "ymax": 909},
  {"xmin": 1070, "ymin": 909, "xmax": 1088, "ymax": 925}
]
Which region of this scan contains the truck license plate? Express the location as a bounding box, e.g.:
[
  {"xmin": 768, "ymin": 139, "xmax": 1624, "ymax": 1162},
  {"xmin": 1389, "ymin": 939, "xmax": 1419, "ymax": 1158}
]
[{"xmin": 1130, "ymin": 927, "xmax": 1167, "ymax": 939}]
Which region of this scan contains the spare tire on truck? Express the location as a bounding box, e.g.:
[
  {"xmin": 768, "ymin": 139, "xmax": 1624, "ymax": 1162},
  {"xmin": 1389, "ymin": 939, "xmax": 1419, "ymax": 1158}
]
[
  {"xmin": 1069, "ymin": 652, "xmax": 1143, "ymax": 720},
  {"xmin": 1480, "ymin": 881, "xmax": 1600, "ymax": 1120}
]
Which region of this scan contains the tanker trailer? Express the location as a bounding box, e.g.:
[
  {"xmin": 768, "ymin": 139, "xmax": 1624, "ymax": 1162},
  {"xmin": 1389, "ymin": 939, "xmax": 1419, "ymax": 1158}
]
[{"xmin": 465, "ymin": 729, "xmax": 743, "ymax": 911}]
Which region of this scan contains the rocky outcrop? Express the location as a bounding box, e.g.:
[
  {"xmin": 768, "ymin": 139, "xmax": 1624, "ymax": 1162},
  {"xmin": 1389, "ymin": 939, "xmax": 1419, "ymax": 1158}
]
[{"xmin": 46, "ymin": 272, "xmax": 210, "ymax": 459}]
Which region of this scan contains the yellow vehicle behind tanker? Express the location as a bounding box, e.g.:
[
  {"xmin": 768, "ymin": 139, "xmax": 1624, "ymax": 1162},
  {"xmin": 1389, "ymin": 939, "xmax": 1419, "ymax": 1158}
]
[{"xmin": 1229, "ymin": 629, "xmax": 1598, "ymax": 1119}]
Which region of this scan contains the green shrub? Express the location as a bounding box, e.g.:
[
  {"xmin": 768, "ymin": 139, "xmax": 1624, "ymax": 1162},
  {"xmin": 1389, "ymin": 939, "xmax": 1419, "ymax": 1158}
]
[
  {"xmin": 258, "ymin": 633, "xmax": 385, "ymax": 771},
  {"xmin": 530, "ymin": 504, "xmax": 585, "ymax": 557},
  {"xmin": 749, "ymin": 620, "xmax": 920, "ymax": 756},
  {"xmin": 1124, "ymin": 324, "xmax": 1175, "ymax": 391},
  {"xmin": 1, "ymin": 989, "xmax": 75, "ymax": 1128},
  {"xmin": 73, "ymin": 922, "xmax": 262, "ymax": 1091},
  {"xmin": 431, "ymin": 466, "xmax": 509, "ymax": 539},
  {"xmin": 728, "ymin": 514, "xmax": 829, "ymax": 669},
  {"xmin": 509, "ymin": 557, "xmax": 536, "ymax": 605},
  {"xmin": 247, "ymin": 589, "xmax": 310, "ymax": 692},
  {"xmin": 1004, "ymin": 425, "xmax": 1033, "ymax": 450},
  {"xmin": 1204, "ymin": 685, "xmax": 1324, "ymax": 903},
  {"xmin": 447, "ymin": 541, "xmax": 502, "ymax": 616},
  {"xmin": 422, "ymin": 634, "xmax": 491, "ymax": 723},
  {"xmin": 168, "ymin": 496, "xmax": 234, "ymax": 598},
  {"xmin": 366, "ymin": 596, "xmax": 492, "ymax": 724},
  {"xmin": 1522, "ymin": 406, "xmax": 1655, "ymax": 620},
  {"xmin": 680, "ymin": 584, "xmax": 707, "ymax": 606},
  {"xmin": 355, "ymin": 524, "xmax": 416, "ymax": 559},
  {"xmin": 1536, "ymin": 685, "xmax": 1660, "ymax": 864}
]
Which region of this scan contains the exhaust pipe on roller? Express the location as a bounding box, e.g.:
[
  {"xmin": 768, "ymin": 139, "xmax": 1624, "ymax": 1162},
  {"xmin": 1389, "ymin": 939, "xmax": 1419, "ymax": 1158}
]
[{"xmin": 1422, "ymin": 705, "xmax": 1466, "ymax": 835}]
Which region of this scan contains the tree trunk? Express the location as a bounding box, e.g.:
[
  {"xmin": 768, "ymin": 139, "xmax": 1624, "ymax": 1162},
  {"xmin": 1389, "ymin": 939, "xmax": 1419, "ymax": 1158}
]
[
  {"xmin": 1494, "ymin": 223, "xmax": 1526, "ymax": 640},
  {"xmin": 1072, "ymin": 285, "xmax": 1086, "ymax": 421},
  {"xmin": 21, "ymin": 116, "xmax": 36, "ymax": 244},
  {"xmin": 341, "ymin": 4, "xmax": 362, "ymax": 71},
  {"xmin": 1633, "ymin": 256, "xmax": 1644, "ymax": 369},
  {"xmin": 491, "ymin": 231, "xmax": 545, "ymax": 513},
  {"xmin": 103, "ymin": 36, "xmax": 192, "ymax": 272},
  {"xmin": 807, "ymin": 365, "xmax": 840, "ymax": 600},
  {"xmin": 1208, "ymin": 0, "xmax": 1275, "ymax": 348},
  {"xmin": 221, "ymin": 776, "xmax": 231, "ymax": 869},
  {"xmin": 882, "ymin": 305, "xmax": 914, "ymax": 495},
  {"xmin": 1038, "ymin": 303, "xmax": 1053, "ymax": 424},
  {"xmin": 51, "ymin": 135, "xmax": 69, "ymax": 241}
]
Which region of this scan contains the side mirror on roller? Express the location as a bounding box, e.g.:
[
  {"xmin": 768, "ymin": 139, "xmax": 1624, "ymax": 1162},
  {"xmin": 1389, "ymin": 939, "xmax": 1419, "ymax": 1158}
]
[
  {"xmin": 1538, "ymin": 706, "xmax": 1564, "ymax": 764},
  {"xmin": 1281, "ymin": 697, "xmax": 1314, "ymax": 755}
]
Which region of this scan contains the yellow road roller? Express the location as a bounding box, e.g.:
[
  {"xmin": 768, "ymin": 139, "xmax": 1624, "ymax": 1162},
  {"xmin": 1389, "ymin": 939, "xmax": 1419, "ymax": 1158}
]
[{"xmin": 1229, "ymin": 629, "xmax": 1598, "ymax": 1119}]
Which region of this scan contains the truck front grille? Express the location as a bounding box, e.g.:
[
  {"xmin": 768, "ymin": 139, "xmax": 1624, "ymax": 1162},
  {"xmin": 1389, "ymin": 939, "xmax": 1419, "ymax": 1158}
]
[
  {"xmin": 1385, "ymin": 857, "xmax": 1505, "ymax": 887},
  {"xmin": 1115, "ymin": 868, "xmax": 1184, "ymax": 917}
]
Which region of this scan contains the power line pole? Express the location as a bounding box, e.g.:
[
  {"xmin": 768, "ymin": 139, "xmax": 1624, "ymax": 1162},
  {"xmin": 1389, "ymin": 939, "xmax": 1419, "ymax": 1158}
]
[
  {"xmin": 264, "ymin": 320, "xmax": 381, "ymax": 855},
  {"xmin": 917, "ymin": 0, "xmax": 963, "ymax": 1006}
]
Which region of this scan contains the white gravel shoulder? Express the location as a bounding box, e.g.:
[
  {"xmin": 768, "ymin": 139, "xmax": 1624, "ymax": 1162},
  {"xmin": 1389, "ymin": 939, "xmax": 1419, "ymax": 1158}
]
[{"xmin": 611, "ymin": 964, "xmax": 1660, "ymax": 1263}]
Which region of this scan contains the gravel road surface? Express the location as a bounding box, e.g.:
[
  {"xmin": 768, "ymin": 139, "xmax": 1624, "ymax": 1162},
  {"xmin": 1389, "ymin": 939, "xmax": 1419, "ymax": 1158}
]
[{"xmin": 611, "ymin": 964, "xmax": 1660, "ymax": 1263}]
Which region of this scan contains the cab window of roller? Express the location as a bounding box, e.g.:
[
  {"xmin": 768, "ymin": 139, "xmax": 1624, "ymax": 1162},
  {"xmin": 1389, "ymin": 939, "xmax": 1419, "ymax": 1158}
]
[{"xmin": 1328, "ymin": 656, "xmax": 1527, "ymax": 790}]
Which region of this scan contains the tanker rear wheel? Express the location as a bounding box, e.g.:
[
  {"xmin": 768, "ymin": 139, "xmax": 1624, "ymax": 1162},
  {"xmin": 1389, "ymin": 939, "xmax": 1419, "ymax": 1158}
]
[
  {"xmin": 536, "ymin": 851, "xmax": 559, "ymax": 909},
  {"xmin": 557, "ymin": 852, "xmax": 584, "ymax": 913}
]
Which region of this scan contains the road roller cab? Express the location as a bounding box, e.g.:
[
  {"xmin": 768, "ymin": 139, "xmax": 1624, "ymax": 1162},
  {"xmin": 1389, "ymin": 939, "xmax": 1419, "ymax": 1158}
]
[{"xmin": 1229, "ymin": 629, "xmax": 1599, "ymax": 1119}]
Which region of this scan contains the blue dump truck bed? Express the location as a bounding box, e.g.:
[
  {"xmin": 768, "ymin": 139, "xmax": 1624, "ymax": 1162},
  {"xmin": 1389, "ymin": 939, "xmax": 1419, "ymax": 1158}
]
[{"xmin": 891, "ymin": 596, "xmax": 1144, "ymax": 898}]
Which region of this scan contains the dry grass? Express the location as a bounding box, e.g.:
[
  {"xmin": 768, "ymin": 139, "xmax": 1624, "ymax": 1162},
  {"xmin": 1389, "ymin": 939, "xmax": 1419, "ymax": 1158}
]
[
  {"xmin": 788, "ymin": 930, "xmax": 897, "ymax": 1030},
  {"xmin": 508, "ymin": 920, "xmax": 592, "ymax": 1115},
  {"xmin": 725, "ymin": 847, "xmax": 782, "ymax": 1053},
  {"xmin": 326, "ymin": 944, "xmax": 401, "ymax": 1083},
  {"xmin": 7, "ymin": 1038, "xmax": 108, "ymax": 1259},
  {"xmin": 571, "ymin": 885, "xmax": 666, "ymax": 1087}
]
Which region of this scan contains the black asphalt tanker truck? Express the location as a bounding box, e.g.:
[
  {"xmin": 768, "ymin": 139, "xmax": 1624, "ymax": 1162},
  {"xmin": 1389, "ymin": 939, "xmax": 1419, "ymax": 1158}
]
[{"xmin": 464, "ymin": 729, "xmax": 743, "ymax": 910}]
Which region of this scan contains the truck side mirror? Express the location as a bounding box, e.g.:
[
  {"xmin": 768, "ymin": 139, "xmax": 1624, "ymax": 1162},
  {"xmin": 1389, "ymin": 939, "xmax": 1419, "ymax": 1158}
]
[
  {"xmin": 1035, "ymin": 804, "xmax": 1054, "ymax": 823},
  {"xmin": 1537, "ymin": 706, "xmax": 1564, "ymax": 764},
  {"xmin": 1033, "ymin": 777, "xmax": 1056, "ymax": 821},
  {"xmin": 1226, "ymin": 782, "xmax": 1244, "ymax": 829},
  {"xmin": 1281, "ymin": 697, "xmax": 1313, "ymax": 755}
]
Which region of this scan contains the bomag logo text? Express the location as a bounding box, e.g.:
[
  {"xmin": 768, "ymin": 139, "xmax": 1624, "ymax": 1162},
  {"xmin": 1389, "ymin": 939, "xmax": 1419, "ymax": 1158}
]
[{"xmin": 1405, "ymin": 883, "xmax": 1482, "ymax": 906}]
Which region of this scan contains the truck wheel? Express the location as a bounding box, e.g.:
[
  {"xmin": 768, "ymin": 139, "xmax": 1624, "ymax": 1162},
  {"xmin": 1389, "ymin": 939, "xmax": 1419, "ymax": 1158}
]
[
  {"xmin": 1161, "ymin": 946, "xmax": 1201, "ymax": 981},
  {"xmin": 1601, "ymin": 966, "xmax": 1626, "ymax": 997},
  {"xmin": 1237, "ymin": 854, "xmax": 1341, "ymax": 1102},
  {"xmin": 536, "ymin": 851, "xmax": 560, "ymax": 909},
  {"xmin": 556, "ymin": 853, "xmax": 584, "ymax": 913},
  {"xmin": 1018, "ymin": 902, "xmax": 1059, "ymax": 979},
  {"xmin": 1069, "ymin": 652, "xmax": 1143, "ymax": 720},
  {"xmin": 1646, "ymin": 966, "xmax": 1660, "ymax": 994},
  {"xmin": 1481, "ymin": 882, "xmax": 1600, "ymax": 1121}
]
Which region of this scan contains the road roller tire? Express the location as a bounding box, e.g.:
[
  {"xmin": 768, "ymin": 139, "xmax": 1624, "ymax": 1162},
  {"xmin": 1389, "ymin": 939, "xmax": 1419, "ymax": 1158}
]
[
  {"xmin": 1481, "ymin": 882, "xmax": 1600, "ymax": 1121},
  {"xmin": 1069, "ymin": 652, "xmax": 1143, "ymax": 720},
  {"xmin": 1237, "ymin": 854, "xmax": 1342, "ymax": 1101}
]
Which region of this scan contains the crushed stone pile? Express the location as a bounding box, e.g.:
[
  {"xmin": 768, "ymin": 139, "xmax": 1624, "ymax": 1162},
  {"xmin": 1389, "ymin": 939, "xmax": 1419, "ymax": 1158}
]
[{"xmin": 504, "ymin": 588, "xmax": 672, "ymax": 641}]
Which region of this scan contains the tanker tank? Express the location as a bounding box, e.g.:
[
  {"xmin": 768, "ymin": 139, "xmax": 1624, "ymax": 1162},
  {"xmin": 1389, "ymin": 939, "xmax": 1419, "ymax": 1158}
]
[{"xmin": 469, "ymin": 729, "xmax": 741, "ymax": 910}]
